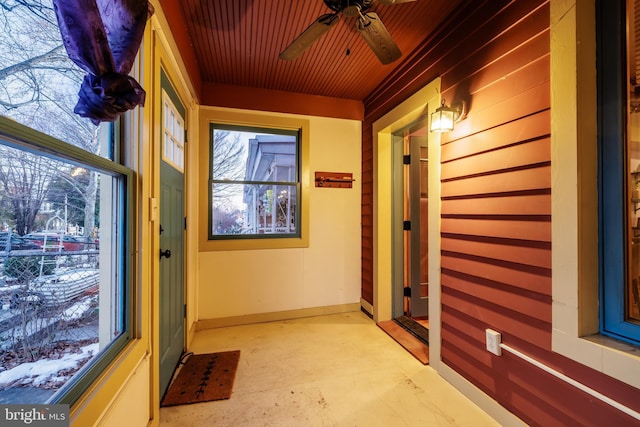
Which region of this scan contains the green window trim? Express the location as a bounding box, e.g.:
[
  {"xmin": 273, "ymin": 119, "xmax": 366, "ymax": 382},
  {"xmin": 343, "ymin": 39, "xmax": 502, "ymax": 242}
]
[
  {"xmin": 199, "ymin": 109, "xmax": 310, "ymax": 251},
  {"xmin": 208, "ymin": 123, "xmax": 301, "ymax": 241}
]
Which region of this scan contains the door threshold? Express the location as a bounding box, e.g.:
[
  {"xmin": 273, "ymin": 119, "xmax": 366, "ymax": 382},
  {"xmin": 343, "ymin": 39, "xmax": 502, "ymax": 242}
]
[
  {"xmin": 394, "ymin": 315, "xmax": 429, "ymax": 345},
  {"xmin": 377, "ymin": 319, "xmax": 429, "ymax": 364}
]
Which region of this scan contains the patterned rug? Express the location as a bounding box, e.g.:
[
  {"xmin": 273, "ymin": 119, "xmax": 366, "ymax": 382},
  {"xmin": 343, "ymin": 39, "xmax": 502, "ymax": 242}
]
[{"xmin": 161, "ymin": 350, "xmax": 241, "ymax": 407}]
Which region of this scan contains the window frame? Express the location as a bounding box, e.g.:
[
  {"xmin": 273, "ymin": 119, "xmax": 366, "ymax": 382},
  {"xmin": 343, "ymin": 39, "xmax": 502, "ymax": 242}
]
[
  {"xmin": 198, "ymin": 108, "xmax": 310, "ymax": 252},
  {"xmin": 208, "ymin": 123, "xmax": 301, "ymax": 241},
  {"xmin": 598, "ymin": 0, "xmax": 640, "ymax": 345},
  {"xmin": 0, "ymin": 116, "xmax": 135, "ymax": 405},
  {"xmin": 551, "ymin": 0, "xmax": 640, "ymax": 391}
]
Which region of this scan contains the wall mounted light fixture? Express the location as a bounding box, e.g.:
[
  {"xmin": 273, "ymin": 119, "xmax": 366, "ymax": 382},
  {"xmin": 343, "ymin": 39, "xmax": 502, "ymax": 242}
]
[{"xmin": 430, "ymin": 99, "xmax": 466, "ymax": 132}]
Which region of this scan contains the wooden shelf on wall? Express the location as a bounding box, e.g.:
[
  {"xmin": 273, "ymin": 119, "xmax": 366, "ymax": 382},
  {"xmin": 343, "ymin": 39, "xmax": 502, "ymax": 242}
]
[{"xmin": 315, "ymin": 171, "xmax": 355, "ymax": 189}]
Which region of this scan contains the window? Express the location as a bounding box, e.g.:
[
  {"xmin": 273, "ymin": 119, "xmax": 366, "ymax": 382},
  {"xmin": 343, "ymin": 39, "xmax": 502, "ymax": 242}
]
[
  {"xmin": 598, "ymin": 0, "xmax": 640, "ymax": 344},
  {"xmin": 209, "ymin": 124, "xmax": 300, "ymax": 239},
  {"xmin": 551, "ymin": 0, "xmax": 639, "ymax": 392},
  {"xmin": 0, "ymin": 2, "xmax": 133, "ymax": 405},
  {"xmin": 163, "ymin": 90, "xmax": 185, "ymax": 173}
]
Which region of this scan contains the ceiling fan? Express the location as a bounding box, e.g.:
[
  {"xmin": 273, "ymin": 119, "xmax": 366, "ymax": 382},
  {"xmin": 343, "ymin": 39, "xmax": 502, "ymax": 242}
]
[{"xmin": 279, "ymin": 0, "xmax": 416, "ymax": 65}]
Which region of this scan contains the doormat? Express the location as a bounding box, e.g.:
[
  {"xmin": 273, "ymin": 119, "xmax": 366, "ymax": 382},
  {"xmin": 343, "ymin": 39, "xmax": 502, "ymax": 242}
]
[
  {"xmin": 161, "ymin": 350, "xmax": 240, "ymax": 407},
  {"xmin": 395, "ymin": 315, "xmax": 429, "ymax": 345}
]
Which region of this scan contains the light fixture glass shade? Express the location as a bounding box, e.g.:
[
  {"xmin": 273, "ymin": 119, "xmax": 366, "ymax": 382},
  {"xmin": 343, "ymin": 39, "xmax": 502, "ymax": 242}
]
[{"xmin": 430, "ymin": 107, "xmax": 455, "ymax": 132}]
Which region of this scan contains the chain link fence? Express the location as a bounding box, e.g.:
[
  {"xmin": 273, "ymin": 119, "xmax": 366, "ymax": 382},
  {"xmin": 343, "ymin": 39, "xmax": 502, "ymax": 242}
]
[{"xmin": 0, "ymin": 248, "xmax": 100, "ymax": 362}]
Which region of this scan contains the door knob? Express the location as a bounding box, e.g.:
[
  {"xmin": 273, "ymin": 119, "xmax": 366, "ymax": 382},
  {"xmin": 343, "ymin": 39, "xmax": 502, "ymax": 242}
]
[{"xmin": 160, "ymin": 249, "xmax": 171, "ymax": 259}]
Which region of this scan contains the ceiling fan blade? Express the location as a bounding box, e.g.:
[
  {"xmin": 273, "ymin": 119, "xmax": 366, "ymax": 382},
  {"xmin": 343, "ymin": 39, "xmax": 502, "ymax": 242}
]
[
  {"xmin": 357, "ymin": 12, "xmax": 402, "ymax": 65},
  {"xmin": 377, "ymin": 0, "xmax": 417, "ymax": 5},
  {"xmin": 279, "ymin": 14, "xmax": 340, "ymax": 60}
]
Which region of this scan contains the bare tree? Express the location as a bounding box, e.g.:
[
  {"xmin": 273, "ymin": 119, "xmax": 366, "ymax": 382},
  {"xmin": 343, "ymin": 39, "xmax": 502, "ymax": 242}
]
[
  {"xmin": 0, "ymin": 145, "xmax": 62, "ymax": 234},
  {"xmin": 211, "ymin": 130, "xmax": 246, "ymax": 210},
  {"xmin": 212, "ymin": 130, "xmax": 245, "ymax": 180},
  {"xmin": 0, "ymin": 1, "xmax": 102, "ymax": 235}
]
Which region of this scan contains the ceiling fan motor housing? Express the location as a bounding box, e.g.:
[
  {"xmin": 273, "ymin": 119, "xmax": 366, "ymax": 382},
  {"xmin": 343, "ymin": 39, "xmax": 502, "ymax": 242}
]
[
  {"xmin": 324, "ymin": 0, "xmax": 375, "ymax": 15},
  {"xmin": 281, "ymin": 0, "xmax": 403, "ymax": 64}
]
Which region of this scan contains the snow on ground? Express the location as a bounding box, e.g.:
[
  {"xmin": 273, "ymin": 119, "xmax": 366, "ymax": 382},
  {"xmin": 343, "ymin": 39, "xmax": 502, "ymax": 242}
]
[
  {"xmin": 0, "ymin": 284, "xmax": 21, "ymax": 292},
  {"xmin": 35, "ymin": 268, "xmax": 99, "ymax": 284},
  {"xmin": 0, "ymin": 343, "xmax": 98, "ymax": 387},
  {"xmin": 0, "ymin": 294, "xmax": 97, "ymax": 350},
  {"xmin": 62, "ymin": 296, "xmax": 96, "ymax": 321}
]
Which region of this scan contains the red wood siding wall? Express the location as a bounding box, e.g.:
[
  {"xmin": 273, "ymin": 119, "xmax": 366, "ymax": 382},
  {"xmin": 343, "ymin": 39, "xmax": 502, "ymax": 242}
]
[{"xmin": 362, "ymin": 0, "xmax": 640, "ymax": 425}]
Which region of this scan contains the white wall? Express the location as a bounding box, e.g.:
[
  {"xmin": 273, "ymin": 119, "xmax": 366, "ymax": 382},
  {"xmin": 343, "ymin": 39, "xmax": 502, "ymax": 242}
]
[{"xmin": 197, "ymin": 111, "xmax": 362, "ymax": 320}]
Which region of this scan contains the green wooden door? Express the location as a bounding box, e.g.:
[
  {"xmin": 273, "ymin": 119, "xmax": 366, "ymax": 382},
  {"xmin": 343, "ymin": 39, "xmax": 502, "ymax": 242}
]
[{"xmin": 159, "ymin": 70, "xmax": 186, "ymax": 397}]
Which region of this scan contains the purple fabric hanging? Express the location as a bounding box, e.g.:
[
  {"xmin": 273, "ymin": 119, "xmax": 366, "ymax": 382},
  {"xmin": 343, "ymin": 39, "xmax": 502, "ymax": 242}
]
[{"xmin": 52, "ymin": 0, "xmax": 150, "ymax": 125}]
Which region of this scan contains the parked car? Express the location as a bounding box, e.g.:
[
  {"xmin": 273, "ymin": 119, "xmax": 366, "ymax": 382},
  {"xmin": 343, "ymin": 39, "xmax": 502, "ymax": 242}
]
[
  {"xmin": 22, "ymin": 232, "xmax": 83, "ymax": 251},
  {"xmin": 74, "ymin": 235, "xmax": 100, "ymax": 250},
  {"xmin": 0, "ymin": 231, "xmax": 41, "ymax": 252}
]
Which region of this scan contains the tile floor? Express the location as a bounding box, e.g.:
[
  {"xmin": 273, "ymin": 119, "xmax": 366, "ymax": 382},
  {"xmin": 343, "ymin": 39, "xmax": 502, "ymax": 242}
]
[{"xmin": 159, "ymin": 311, "xmax": 500, "ymax": 427}]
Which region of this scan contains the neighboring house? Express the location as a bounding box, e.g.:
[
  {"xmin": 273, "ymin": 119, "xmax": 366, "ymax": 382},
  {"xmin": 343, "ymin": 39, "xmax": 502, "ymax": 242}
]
[
  {"xmin": 0, "ymin": 0, "xmax": 638, "ymax": 427},
  {"xmin": 243, "ymin": 135, "xmax": 297, "ymax": 234}
]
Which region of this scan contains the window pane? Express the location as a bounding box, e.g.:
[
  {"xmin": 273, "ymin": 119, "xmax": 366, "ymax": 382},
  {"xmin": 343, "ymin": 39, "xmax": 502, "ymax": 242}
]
[
  {"xmin": 212, "ymin": 183, "xmax": 298, "ymax": 236},
  {"xmin": 0, "ymin": 2, "xmax": 112, "ymax": 159},
  {"xmin": 162, "ymin": 91, "xmax": 184, "ymax": 172},
  {"xmin": 212, "ymin": 129, "xmax": 297, "ymax": 183},
  {"xmin": 0, "ymin": 138, "xmax": 126, "ymax": 404}
]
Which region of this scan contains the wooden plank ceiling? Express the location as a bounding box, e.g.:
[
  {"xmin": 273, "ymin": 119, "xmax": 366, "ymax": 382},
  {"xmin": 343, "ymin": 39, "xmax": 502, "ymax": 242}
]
[{"xmin": 176, "ymin": 0, "xmax": 464, "ymax": 101}]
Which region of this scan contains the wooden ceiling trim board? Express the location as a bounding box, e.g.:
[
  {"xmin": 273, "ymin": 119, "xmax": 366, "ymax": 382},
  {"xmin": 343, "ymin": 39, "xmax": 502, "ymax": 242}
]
[{"xmin": 201, "ymin": 83, "xmax": 364, "ymax": 121}]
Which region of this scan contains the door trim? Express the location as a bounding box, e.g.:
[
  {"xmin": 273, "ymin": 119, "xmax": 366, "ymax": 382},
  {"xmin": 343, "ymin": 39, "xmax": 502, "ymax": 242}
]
[
  {"xmin": 371, "ymin": 78, "xmax": 442, "ymax": 366},
  {"xmin": 151, "ymin": 26, "xmax": 193, "ymax": 415}
]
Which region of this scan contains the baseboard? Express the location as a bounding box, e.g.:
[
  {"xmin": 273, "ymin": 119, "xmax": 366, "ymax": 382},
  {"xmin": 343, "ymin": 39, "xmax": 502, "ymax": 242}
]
[
  {"xmin": 360, "ymin": 298, "xmax": 373, "ymax": 317},
  {"xmin": 186, "ymin": 322, "xmax": 197, "ymax": 348},
  {"xmin": 437, "ymin": 362, "xmax": 527, "ymax": 427},
  {"xmin": 195, "ymin": 303, "xmax": 361, "ymax": 330}
]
